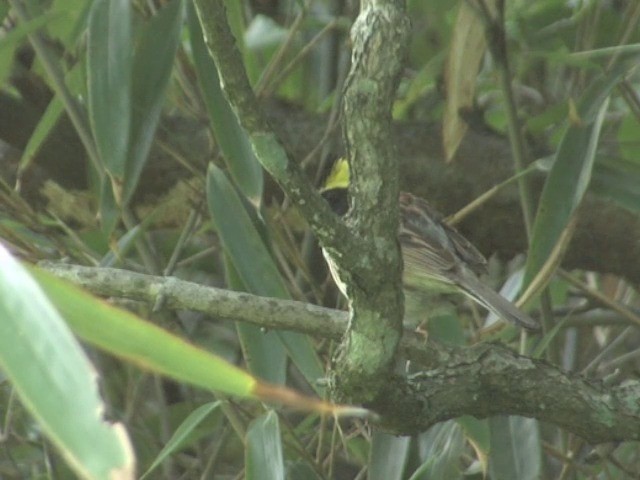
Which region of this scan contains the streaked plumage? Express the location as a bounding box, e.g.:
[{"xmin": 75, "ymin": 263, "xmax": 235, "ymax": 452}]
[{"xmin": 321, "ymin": 159, "xmax": 539, "ymax": 331}]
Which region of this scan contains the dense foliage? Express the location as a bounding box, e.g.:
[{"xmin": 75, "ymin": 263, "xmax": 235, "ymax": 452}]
[{"xmin": 1, "ymin": 0, "xmax": 640, "ymax": 478}]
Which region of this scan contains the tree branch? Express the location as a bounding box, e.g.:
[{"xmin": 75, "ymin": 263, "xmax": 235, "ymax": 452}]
[
  {"xmin": 38, "ymin": 262, "xmax": 347, "ymax": 339},
  {"xmin": 192, "ymin": 0, "xmax": 413, "ymax": 402},
  {"xmin": 190, "ymin": 0, "xmax": 365, "ymax": 282},
  {"xmin": 376, "ymin": 342, "xmax": 640, "ymax": 444},
  {"xmin": 330, "ymin": 0, "xmax": 410, "ymax": 401},
  {"xmin": 39, "ymin": 263, "xmax": 640, "ymax": 444}
]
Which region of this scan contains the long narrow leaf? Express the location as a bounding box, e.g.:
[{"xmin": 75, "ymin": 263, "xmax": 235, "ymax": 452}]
[
  {"xmin": 207, "ymin": 165, "xmax": 288, "ymax": 296},
  {"xmin": 206, "ymin": 165, "xmax": 323, "ymax": 388},
  {"xmin": 443, "ymin": 1, "xmax": 493, "ymax": 160},
  {"xmin": 207, "ymin": 165, "xmax": 287, "ymax": 383},
  {"xmin": 592, "ymin": 157, "xmax": 640, "ymax": 214},
  {"xmin": 413, "ymin": 421, "xmax": 464, "ymax": 479},
  {"xmin": 31, "ymin": 266, "xmax": 257, "ymax": 397},
  {"xmin": 523, "ymin": 68, "xmax": 623, "ymax": 288},
  {"xmin": 0, "ymin": 245, "xmax": 134, "ymax": 480},
  {"xmin": 246, "ymin": 411, "xmax": 285, "ymax": 480},
  {"xmin": 0, "ymin": 11, "xmax": 56, "ymax": 87},
  {"xmin": 140, "ymin": 401, "xmax": 221, "ymax": 479},
  {"xmin": 369, "ymin": 432, "xmax": 410, "ymax": 480},
  {"xmin": 488, "ymin": 416, "xmax": 541, "ymax": 480},
  {"xmin": 33, "ymin": 266, "xmax": 343, "ymax": 415},
  {"xmin": 223, "ymin": 255, "xmax": 287, "ymax": 384},
  {"xmin": 189, "ymin": 4, "xmax": 263, "ymax": 204},
  {"xmin": 122, "ymin": 0, "xmax": 184, "ymax": 204},
  {"xmin": 17, "ymin": 63, "xmax": 85, "ymax": 181},
  {"xmin": 87, "ymin": 0, "xmax": 131, "ymax": 182}
]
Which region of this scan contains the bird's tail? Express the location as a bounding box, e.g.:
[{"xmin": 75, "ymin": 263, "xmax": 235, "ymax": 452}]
[{"xmin": 460, "ymin": 273, "xmax": 539, "ymax": 331}]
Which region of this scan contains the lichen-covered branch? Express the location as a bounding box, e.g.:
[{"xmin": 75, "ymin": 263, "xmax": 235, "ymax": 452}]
[
  {"xmin": 40, "ymin": 263, "xmax": 640, "ymax": 443},
  {"xmin": 192, "ymin": 0, "xmax": 412, "ymax": 402},
  {"xmin": 330, "ymin": 0, "xmax": 410, "ymax": 401},
  {"xmin": 376, "ymin": 342, "xmax": 640, "ymax": 444}
]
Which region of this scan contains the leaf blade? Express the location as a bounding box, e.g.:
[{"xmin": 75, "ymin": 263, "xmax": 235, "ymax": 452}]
[{"xmin": 0, "ymin": 246, "xmax": 134, "ymax": 480}]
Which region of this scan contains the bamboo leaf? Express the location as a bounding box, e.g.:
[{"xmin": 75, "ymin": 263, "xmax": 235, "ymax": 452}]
[
  {"xmin": 87, "ymin": 0, "xmax": 132, "ymax": 183},
  {"xmin": 0, "ymin": 246, "xmax": 134, "ymax": 480}
]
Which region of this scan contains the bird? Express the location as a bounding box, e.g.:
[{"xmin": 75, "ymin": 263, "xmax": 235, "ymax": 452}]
[{"xmin": 319, "ymin": 158, "xmax": 539, "ymax": 331}]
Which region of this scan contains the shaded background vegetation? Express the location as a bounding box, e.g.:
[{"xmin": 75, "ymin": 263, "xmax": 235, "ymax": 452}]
[{"xmin": 1, "ymin": 0, "xmax": 640, "ymax": 478}]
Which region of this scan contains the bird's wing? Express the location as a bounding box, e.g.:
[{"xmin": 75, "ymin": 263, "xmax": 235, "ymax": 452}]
[{"xmin": 399, "ymin": 192, "xmax": 487, "ymax": 279}]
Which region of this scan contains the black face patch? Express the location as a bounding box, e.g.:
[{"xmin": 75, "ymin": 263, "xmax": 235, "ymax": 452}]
[{"xmin": 321, "ymin": 188, "xmax": 349, "ymax": 216}]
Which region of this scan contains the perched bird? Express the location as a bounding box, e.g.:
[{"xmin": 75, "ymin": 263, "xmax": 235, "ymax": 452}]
[{"xmin": 320, "ymin": 158, "xmax": 539, "ymax": 331}]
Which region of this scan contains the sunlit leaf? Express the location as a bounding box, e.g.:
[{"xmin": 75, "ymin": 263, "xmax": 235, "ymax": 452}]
[
  {"xmin": 0, "ymin": 245, "xmax": 134, "ymax": 480},
  {"xmin": 32, "ymin": 266, "xmax": 257, "ymax": 397}
]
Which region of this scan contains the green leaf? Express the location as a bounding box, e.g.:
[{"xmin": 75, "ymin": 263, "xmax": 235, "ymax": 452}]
[
  {"xmin": 31, "ymin": 266, "xmax": 258, "ymax": 398},
  {"xmin": 458, "ymin": 415, "xmax": 490, "ymax": 452},
  {"xmin": 369, "ymin": 432, "xmax": 410, "ymax": 480},
  {"xmin": 246, "ymin": 411, "xmax": 285, "ymax": 480},
  {"xmin": 286, "ymin": 462, "xmax": 323, "ymax": 480},
  {"xmin": 412, "ymin": 421, "xmax": 464, "ymax": 480},
  {"xmin": 122, "ymin": 0, "xmax": 184, "ymax": 204},
  {"xmin": 87, "ymin": 0, "xmax": 132, "ymax": 181},
  {"xmin": 189, "ymin": 4, "xmax": 263, "ymax": 204},
  {"xmin": 488, "ymin": 416, "xmax": 541, "ymax": 480},
  {"xmin": 568, "ymin": 43, "xmax": 640, "ymax": 61},
  {"xmin": 0, "ymin": 246, "xmax": 134, "ymax": 480},
  {"xmin": 223, "ymin": 255, "xmax": 287, "ymax": 384},
  {"xmin": 207, "ymin": 164, "xmax": 323, "ymax": 389},
  {"xmin": 99, "ymin": 221, "xmax": 145, "ymax": 268},
  {"xmin": 207, "ymin": 163, "xmax": 288, "ymax": 383},
  {"xmin": 618, "ymin": 115, "xmax": 640, "ymax": 164},
  {"xmin": 523, "ymin": 68, "xmax": 620, "ymax": 288},
  {"xmin": 99, "ymin": 175, "xmax": 119, "ymax": 236},
  {"xmin": 457, "ymin": 416, "xmax": 490, "ymax": 475},
  {"xmin": 426, "ymin": 309, "xmax": 466, "ymax": 345},
  {"xmin": 0, "ymin": 2, "xmax": 9, "ymax": 20},
  {"xmin": 16, "ymin": 89, "xmax": 65, "ymax": 179},
  {"xmin": 206, "ymin": 167, "xmax": 286, "ymax": 295},
  {"xmin": 140, "ymin": 401, "xmax": 221, "ymax": 479},
  {"xmin": 442, "ymin": 0, "xmax": 487, "ymax": 160}
]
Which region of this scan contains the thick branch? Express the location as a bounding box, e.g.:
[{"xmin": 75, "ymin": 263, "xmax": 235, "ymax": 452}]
[
  {"xmin": 332, "ymin": 1, "xmax": 410, "ymax": 401},
  {"xmin": 194, "ymin": 0, "xmax": 412, "ymax": 403},
  {"xmin": 40, "ymin": 263, "xmax": 640, "ymax": 444},
  {"xmin": 376, "ymin": 343, "xmax": 640, "ymax": 445}
]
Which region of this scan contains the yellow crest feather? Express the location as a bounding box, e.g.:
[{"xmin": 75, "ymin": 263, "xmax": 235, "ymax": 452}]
[{"xmin": 322, "ymin": 158, "xmax": 350, "ymax": 191}]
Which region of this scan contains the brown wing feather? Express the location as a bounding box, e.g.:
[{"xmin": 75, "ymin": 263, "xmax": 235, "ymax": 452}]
[
  {"xmin": 398, "ymin": 192, "xmax": 538, "ymax": 330},
  {"xmin": 399, "ymin": 192, "xmax": 487, "ymax": 278},
  {"xmin": 322, "ymin": 185, "xmax": 538, "ymax": 330}
]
